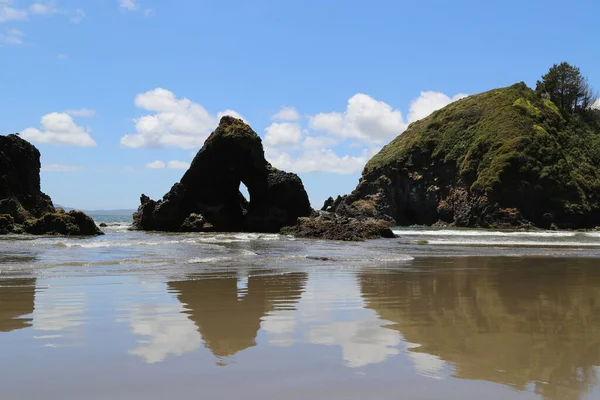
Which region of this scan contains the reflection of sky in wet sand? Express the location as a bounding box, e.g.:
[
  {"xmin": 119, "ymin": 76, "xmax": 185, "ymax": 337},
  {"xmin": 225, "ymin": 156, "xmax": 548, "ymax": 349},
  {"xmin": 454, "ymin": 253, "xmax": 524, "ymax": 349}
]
[
  {"xmin": 261, "ymin": 272, "xmax": 411, "ymax": 369},
  {"xmin": 32, "ymin": 280, "xmax": 86, "ymax": 346},
  {"xmin": 116, "ymin": 282, "xmax": 202, "ymax": 364}
]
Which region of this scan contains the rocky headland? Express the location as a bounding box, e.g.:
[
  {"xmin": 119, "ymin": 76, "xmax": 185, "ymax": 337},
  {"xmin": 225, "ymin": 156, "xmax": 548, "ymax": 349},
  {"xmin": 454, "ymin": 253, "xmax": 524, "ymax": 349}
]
[
  {"xmin": 0, "ymin": 134, "xmax": 102, "ymax": 236},
  {"xmin": 331, "ymin": 82, "xmax": 600, "ymax": 230}
]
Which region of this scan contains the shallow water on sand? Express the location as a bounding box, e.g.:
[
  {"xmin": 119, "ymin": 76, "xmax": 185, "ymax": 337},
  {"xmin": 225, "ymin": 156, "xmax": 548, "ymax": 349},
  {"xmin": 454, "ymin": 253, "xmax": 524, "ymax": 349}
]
[{"xmin": 1, "ymin": 225, "xmax": 600, "ymax": 400}]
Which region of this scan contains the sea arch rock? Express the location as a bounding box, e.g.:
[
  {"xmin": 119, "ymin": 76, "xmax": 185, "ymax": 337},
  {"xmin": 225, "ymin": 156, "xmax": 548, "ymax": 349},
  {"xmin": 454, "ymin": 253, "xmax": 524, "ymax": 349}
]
[{"xmin": 133, "ymin": 116, "xmax": 312, "ymax": 233}]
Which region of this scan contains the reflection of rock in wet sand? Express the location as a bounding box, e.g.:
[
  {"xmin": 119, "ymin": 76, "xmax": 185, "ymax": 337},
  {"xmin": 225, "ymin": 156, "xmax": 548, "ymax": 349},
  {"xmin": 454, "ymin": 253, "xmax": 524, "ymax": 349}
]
[
  {"xmin": 168, "ymin": 271, "xmax": 307, "ymax": 361},
  {"xmin": 0, "ymin": 278, "xmax": 36, "ymax": 332},
  {"xmin": 360, "ymin": 257, "xmax": 600, "ymax": 400}
]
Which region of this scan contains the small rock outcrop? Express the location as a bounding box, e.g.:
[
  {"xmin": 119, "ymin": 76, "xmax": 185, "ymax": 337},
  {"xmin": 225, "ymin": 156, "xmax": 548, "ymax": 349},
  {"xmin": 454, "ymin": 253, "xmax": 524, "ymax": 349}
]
[
  {"xmin": 281, "ymin": 211, "xmax": 395, "ymax": 241},
  {"xmin": 133, "ymin": 116, "xmax": 312, "ymax": 233},
  {"xmin": 0, "ymin": 134, "xmax": 102, "ymax": 236}
]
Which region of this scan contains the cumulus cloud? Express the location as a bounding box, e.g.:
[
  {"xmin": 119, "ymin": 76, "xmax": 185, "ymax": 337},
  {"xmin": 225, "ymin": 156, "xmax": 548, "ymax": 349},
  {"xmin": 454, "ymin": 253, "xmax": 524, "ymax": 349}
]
[
  {"xmin": 0, "ymin": 1, "xmax": 28, "ymax": 22},
  {"xmin": 272, "ymin": 106, "xmax": 300, "ymax": 121},
  {"xmin": 144, "ymin": 160, "xmax": 190, "ymax": 170},
  {"xmin": 407, "ymin": 91, "xmax": 468, "ymax": 123},
  {"xmin": 66, "ymin": 108, "xmax": 96, "ymax": 118},
  {"xmin": 21, "ymin": 112, "xmax": 96, "ymax": 147},
  {"xmin": 262, "ymin": 90, "xmax": 466, "ymax": 175},
  {"xmin": 70, "ymin": 8, "xmax": 84, "ymax": 23},
  {"xmin": 0, "ymin": 27, "xmax": 24, "ymax": 44},
  {"xmin": 121, "ymin": 88, "xmax": 243, "ymax": 149},
  {"xmin": 264, "ymin": 122, "xmax": 302, "ymax": 147},
  {"xmin": 266, "ymin": 147, "xmax": 378, "ymax": 175},
  {"xmin": 167, "ymin": 160, "xmax": 190, "ymax": 170},
  {"xmin": 119, "ymin": 0, "xmax": 138, "ymax": 10},
  {"xmin": 29, "ymin": 2, "xmax": 60, "ymax": 15},
  {"xmin": 41, "ymin": 164, "xmax": 83, "ymax": 172},
  {"xmin": 145, "ymin": 160, "xmax": 165, "ymax": 169},
  {"xmin": 217, "ymin": 109, "xmax": 246, "ymax": 122},
  {"xmin": 592, "ymin": 99, "xmax": 600, "ymax": 110},
  {"xmin": 309, "ymin": 94, "xmax": 407, "ymax": 143}
]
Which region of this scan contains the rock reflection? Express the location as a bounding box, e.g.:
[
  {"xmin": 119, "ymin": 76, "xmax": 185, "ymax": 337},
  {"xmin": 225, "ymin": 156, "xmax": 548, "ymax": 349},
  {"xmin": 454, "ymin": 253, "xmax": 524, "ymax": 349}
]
[
  {"xmin": 0, "ymin": 278, "xmax": 35, "ymax": 332},
  {"xmin": 168, "ymin": 270, "xmax": 307, "ymax": 364},
  {"xmin": 360, "ymin": 257, "xmax": 600, "ymax": 400}
]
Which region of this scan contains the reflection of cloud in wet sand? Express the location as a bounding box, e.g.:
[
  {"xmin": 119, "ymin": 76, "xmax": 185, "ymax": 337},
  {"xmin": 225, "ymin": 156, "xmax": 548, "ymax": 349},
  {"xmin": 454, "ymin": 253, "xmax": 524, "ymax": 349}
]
[
  {"xmin": 360, "ymin": 257, "xmax": 600, "ymax": 400},
  {"xmin": 306, "ymin": 318, "xmax": 400, "ymax": 368},
  {"xmin": 0, "ymin": 278, "xmax": 36, "ymax": 332},
  {"xmin": 263, "ymin": 273, "xmax": 403, "ymax": 368},
  {"xmin": 32, "ymin": 281, "xmax": 86, "ymax": 345},
  {"xmin": 119, "ymin": 295, "xmax": 202, "ymax": 364}
]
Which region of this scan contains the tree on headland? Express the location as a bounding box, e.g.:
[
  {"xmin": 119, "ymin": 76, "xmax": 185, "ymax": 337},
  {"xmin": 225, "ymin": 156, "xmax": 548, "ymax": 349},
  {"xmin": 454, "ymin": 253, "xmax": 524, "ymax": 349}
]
[{"xmin": 535, "ymin": 62, "xmax": 597, "ymax": 115}]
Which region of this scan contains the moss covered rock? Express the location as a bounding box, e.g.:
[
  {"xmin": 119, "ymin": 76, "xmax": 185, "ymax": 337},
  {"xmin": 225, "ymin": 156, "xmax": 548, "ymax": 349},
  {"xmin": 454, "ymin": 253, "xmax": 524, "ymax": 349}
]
[
  {"xmin": 0, "ymin": 134, "xmax": 102, "ymax": 236},
  {"xmin": 281, "ymin": 211, "xmax": 395, "ymax": 241},
  {"xmin": 24, "ymin": 210, "xmax": 102, "ymax": 236},
  {"xmin": 339, "ymin": 82, "xmax": 600, "ymax": 229}
]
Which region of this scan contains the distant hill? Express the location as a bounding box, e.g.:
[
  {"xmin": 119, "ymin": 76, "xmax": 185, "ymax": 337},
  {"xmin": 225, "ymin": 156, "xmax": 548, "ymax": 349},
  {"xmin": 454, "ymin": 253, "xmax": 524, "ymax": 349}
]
[{"xmin": 55, "ymin": 205, "xmax": 136, "ymax": 216}]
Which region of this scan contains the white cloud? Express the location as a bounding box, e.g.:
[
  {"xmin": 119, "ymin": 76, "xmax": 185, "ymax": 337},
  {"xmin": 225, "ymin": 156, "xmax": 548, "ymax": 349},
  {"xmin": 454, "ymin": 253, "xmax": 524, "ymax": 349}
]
[
  {"xmin": 217, "ymin": 109, "xmax": 246, "ymax": 122},
  {"xmin": 29, "ymin": 2, "xmax": 59, "ymax": 15},
  {"xmin": 145, "ymin": 160, "xmax": 165, "ymax": 169},
  {"xmin": 66, "ymin": 108, "xmax": 96, "ymax": 118},
  {"xmin": 272, "ymin": 106, "xmax": 300, "ymax": 121},
  {"xmin": 119, "ymin": 0, "xmax": 138, "ymax": 11},
  {"xmin": 57, "ymin": 53, "xmax": 68, "ymax": 60},
  {"xmin": 121, "ymin": 88, "xmax": 243, "ymax": 149},
  {"xmin": 143, "ymin": 8, "xmax": 154, "ymax": 17},
  {"xmin": 309, "ymin": 94, "xmax": 407, "ymax": 143},
  {"xmin": 167, "ymin": 160, "xmax": 190, "ymax": 170},
  {"xmin": 592, "ymin": 99, "xmax": 600, "ymax": 110},
  {"xmin": 70, "ymin": 8, "xmax": 84, "ymax": 23},
  {"xmin": 264, "ymin": 122, "xmax": 302, "ymax": 147},
  {"xmin": 41, "ymin": 164, "xmax": 83, "ymax": 172},
  {"xmin": 266, "ymin": 147, "xmax": 378, "ymax": 175},
  {"xmin": 0, "ymin": 27, "xmax": 23, "ymax": 44},
  {"xmin": 407, "ymin": 91, "xmax": 468, "ymax": 123},
  {"xmin": 0, "ymin": 1, "xmax": 28, "ymax": 23},
  {"xmin": 21, "ymin": 112, "xmax": 96, "ymax": 147}
]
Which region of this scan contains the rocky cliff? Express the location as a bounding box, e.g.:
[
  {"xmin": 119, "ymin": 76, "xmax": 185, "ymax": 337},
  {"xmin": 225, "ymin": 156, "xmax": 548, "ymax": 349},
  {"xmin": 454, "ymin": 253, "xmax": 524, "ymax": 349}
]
[
  {"xmin": 133, "ymin": 116, "xmax": 313, "ymax": 233},
  {"xmin": 336, "ymin": 83, "xmax": 600, "ymax": 229},
  {"xmin": 0, "ymin": 134, "xmax": 102, "ymax": 236}
]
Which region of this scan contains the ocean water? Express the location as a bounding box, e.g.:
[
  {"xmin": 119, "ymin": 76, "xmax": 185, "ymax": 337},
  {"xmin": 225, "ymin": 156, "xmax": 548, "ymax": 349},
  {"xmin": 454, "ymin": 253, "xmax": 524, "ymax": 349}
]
[{"xmin": 1, "ymin": 218, "xmax": 600, "ymax": 400}]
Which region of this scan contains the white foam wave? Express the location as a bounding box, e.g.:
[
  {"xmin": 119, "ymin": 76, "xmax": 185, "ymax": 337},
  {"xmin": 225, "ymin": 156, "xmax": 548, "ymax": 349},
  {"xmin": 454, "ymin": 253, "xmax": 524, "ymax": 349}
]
[
  {"xmin": 60, "ymin": 239, "xmax": 186, "ymax": 249},
  {"xmin": 392, "ymin": 229, "xmax": 577, "ymax": 238},
  {"xmin": 186, "ymin": 249, "xmax": 257, "ymax": 264},
  {"xmin": 373, "ymin": 255, "xmax": 415, "ymax": 262},
  {"xmin": 426, "ymin": 239, "xmax": 600, "ymax": 247}
]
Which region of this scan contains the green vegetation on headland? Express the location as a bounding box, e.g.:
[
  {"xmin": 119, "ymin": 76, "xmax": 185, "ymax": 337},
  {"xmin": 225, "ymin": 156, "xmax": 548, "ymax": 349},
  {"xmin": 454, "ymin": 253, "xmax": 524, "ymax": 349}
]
[{"xmin": 342, "ymin": 63, "xmax": 600, "ymax": 229}]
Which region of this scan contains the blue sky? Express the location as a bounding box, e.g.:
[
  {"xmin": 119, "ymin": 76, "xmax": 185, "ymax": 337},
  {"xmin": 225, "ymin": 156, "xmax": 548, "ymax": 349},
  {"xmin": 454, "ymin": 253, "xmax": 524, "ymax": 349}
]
[{"xmin": 2, "ymin": 0, "xmax": 599, "ymax": 209}]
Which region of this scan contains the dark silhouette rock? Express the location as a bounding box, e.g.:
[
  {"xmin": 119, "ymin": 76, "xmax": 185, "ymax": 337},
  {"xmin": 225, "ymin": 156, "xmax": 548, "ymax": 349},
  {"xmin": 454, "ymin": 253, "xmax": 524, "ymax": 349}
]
[
  {"xmin": 0, "ymin": 134, "xmax": 102, "ymax": 236},
  {"xmin": 281, "ymin": 211, "xmax": 395, "ymax": 241},
  {"xmin": 99, "ymin": 222, "xmax": 108, "ymax": 227},
  {"xmin": 133, "ymin": 116, "xmax": 312, "ymax": 233}
]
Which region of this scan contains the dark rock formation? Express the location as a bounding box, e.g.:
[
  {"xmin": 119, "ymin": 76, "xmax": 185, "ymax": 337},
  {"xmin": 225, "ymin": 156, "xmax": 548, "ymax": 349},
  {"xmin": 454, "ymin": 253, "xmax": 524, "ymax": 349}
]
[
  {"xmin": 0, "ymin": 134, "xmax": 102, "ymax": 236},
  {"xmin": 336, "ymin": 83, "xmax": 600, "ymax": 229},
  {"xmin": 133, "ymin": 116, "xmax": 312, "ymax": 233},
  {"xmin": 281, "ymin": 211, "xmax": 395, "ymax": 241}
]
